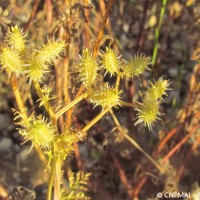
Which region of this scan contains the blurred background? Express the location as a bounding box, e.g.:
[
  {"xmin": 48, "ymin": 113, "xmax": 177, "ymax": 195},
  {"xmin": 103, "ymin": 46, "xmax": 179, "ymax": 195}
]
[{"xmin": 0, "ymin": 0, "xmax": 199, "ymax": 199}]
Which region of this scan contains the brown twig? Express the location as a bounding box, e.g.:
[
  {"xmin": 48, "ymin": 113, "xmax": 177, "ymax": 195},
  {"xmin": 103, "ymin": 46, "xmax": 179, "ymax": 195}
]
[
  {"xmin": 176, "ymin": 134, "xmax": 200, "ymax": 182},
  {"xmin": 46, "ymin": 0, "xmax": 52, "ymax": 27},
  {"xmin": 157, "ymin": 124, "xmax": 183, "ymax": 153},
  {"xmin": 110, "ymin": 153, "xmax": 134, "ymax": 199},
  {"xmin": 74, "ymin": 0, "xmax": 115, "ymax": 97},
  {"xmin": 132, "ymin": 176, "xmax": 148, "ymax": 198},
  {"xmin": 136, "ymin": 0, "xmax": 149, "ymax": 50},
  {"xmin": 92, "ymin": 0, "xmax": 115, "ymax": 57},
  {"xmin": 73, "ymin": 143, "xmax": 83, "ymax": 170},
  {"xmin": 161, "ymin": 125, "xmax": 198, "ymax": 164},
  {"xmin": 9, "ymin": 73, "xmax": 26, "ymax": 115},
  {"xmin": 83, "ymin": 0, "xmax": 91, "ymax": 48},
  {"xmin": 24, "ymin": 0, "xmax": 40, "ymax": 32}
]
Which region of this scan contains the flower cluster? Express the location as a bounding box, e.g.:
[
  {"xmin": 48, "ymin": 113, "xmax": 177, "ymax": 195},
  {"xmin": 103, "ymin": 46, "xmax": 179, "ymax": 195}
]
[
  {"xmin": 76, "ymin": 47, "xmax": 170, "ymax": 130},
  {"xmin": 0, "ymin": 26, "xmax": 25, "ymax": 75},
  {"xmin": 135, "ymin": 77, "xmax": 170, "ymax": 130},
  {"xmin": 25, "ymin": 40, "xmax": 65, "ymax": 83},
  {"xmin": 0, "ymin": 25, "xmax": 66, "ymax": 83}
]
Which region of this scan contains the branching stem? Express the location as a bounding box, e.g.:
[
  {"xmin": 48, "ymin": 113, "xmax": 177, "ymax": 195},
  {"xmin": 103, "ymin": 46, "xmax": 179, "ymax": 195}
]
[
  {"xmin": 56, "ymin": 93, "xmax": 88, "ymax": 118},
  {"xmin": 81, "ymin": 108, "xmax": 109, "ymax": 132}
]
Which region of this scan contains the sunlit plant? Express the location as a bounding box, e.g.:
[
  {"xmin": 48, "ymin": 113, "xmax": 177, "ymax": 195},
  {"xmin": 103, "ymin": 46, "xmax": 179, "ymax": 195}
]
[{"xmin": 0, "ymin": 25, "xmax": 170, "ymax": 200}]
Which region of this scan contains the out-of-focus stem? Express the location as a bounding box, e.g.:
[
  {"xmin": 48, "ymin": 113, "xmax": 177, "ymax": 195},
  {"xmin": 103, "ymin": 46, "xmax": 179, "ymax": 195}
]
[
  {"xmin": 119, "ymin": 101, "xmax": 139, "ymax": 108},
  {"xmin": 46, "ymin": 0, "xmax": 52, "ymax": 27},
  {"xmin": 152, "ymin": 0, "xmax": 168, "ymax": 67},
  {"xmin": 24, "ymin": 0, "xmax": 40, "ymax": 32},
  {"xmin": 8, "ymin": 73, "xmax": 27, "ymax": 118},
  {"xmin": 92, "ymin": 0, "xmax": 116, "ymax": 57}
]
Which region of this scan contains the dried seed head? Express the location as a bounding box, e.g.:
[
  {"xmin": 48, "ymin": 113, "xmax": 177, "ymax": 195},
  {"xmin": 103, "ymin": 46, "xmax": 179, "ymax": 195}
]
[
  {"xmin": 7, "ymin": 26, "xmax": 26, "ymax": 52},
  {"xmin": 0, "ymin": 47, "xmax": 24, "ymax": 75},
  {"xmin": 89, "ymin": 83, "xmax": 122, "ymax": 110},
  {"xmin": 78, "ymin": 48, "xmax": 98, "ymax": 88},
  {"xmin": 25, "ymin": 53, "xmax": 49, "ymax": 83},
  {"xmin": 145, "ymin": 77, "xmax": 170, "ymax": 100},
  {"xmin": 37, "ymin": 40, "xmax": 66, "ymax": 64},
  {"xmin": 123, "ymin": 54, "xmax": 151, "ymax": 79},
  {"xmin": 101, "ymin": 47, "xmax": 121, "ymax": 76}
]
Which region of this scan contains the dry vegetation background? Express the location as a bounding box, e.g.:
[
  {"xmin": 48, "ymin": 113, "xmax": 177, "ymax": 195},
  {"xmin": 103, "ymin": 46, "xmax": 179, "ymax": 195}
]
[{"xmin": 0, "ymin": 0, "xmax": 200, "ymax": 200}]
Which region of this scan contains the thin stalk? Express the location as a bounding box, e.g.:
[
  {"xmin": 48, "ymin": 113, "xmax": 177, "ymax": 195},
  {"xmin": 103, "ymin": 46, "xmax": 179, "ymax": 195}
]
[
  {"xmin": 24, "ymin": 0, "xmax": 40, "ymax": 32},
  {"xmin": 54, "ymin": 153, "xmax": 61, "ymax": 200},
  {"xmin": 9, "ymin": 73, "xmax": 27, "ymax": 120},
  {"xmin": 119, "ymin": 101, "xmax": 139, "ymax": 108},
  {"xmin": 33, "ymin": 81, "xmax": 56, "ymax": 123},
  {"xmin": 115, "ymin": 73, "xmax": 121, "ymax": 89},
  {"xmin": 152, "ymin": 0, "xmax": 168, "ymax": 67},
  {"xmin": 56, "ymin": 93, "xmax": 88, "ymax": 118},
  {"xmin": 46, "ymin": 157, "xmax": 56, "ymax": 200},
  {"xmin": 81, "ymin": 108, "xmax": 109, "ymax": 132},
  {"xmin": 124, "ymin": 133, "xmax": 164, "ymax": 174},
  {"xmin": 109, "ymin": 109, "xmax": 164, "ymax": 174}
]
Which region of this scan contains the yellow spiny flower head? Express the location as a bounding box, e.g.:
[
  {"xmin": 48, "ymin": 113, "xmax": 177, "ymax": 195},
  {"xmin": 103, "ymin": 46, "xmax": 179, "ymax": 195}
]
[
  {"xmin": 78, "ymin": 48, "xmax": 98, "ymax": 88},
  {"xmin": 101, "ymin": 47, "xmax": 121, "ymax": 76},
  {"xmin": 89, "ymin": 83, "xmax": 122, "ymax": 110},
  {"xmin": 14, "ymin": 112, "xmax": 55, "ymax": 150},
  {"xmin": 0, "ymin": 47, "xmax": 24, "ymax": 75},
  {"xmin": 145, "ymin": 77, "xmax": 170, "ymax": 100},
  {"xmin": 123, "ymin": 54, "xmax": 151, "ymax": 79},
  {"xmin": 7, "ymin": 26, "xmax": 26, "ymax": 52},
  {"xmin": 25, "ymin": 53, "xmax": 49, "ymax": 83},
  {"xmin": 37, "ymin": 39, "xmax": 66, "ymax": 64},
  {"xmin": 134, "ymin": 98, "xmax": 162, "ymax": 131}
]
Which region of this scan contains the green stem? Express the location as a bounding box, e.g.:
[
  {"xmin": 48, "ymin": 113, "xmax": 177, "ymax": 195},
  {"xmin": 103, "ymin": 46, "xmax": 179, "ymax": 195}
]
[
  {"xmin": 56, "ymin": 92, "xmax": 88, "ymax": 118},
  {"xmin": 46, "ymin": 157, "xmax": 56, "ymax": 200},
  {"xmin": 54, "ymin": 153, "xmax": 61, "ymax": 200},
  {"xmin": 152, "ymin": 0, "xmax": 168, "ymax": 67},
  {"xmin": 119, "ymin": 101, "xmax": 139, "ymax": 108},
  {"xmin": 33, "ymin": 81, "xmax": 56, "ymax": 124},
  {"xmin": 81, "ymin": 107, "xmax": 109, "ymax": 132},
  {"xmin": 115, "ymin": 72, "xmax": 122, "ymax": 90},
  {"xmin": 124, "ymin": 133, "xmax": 164, "ymax": 174}
]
